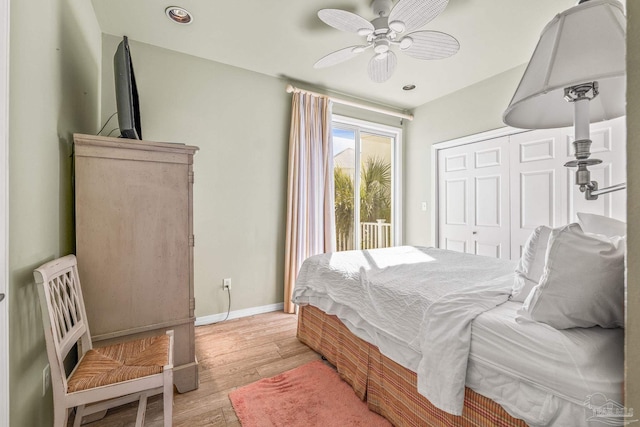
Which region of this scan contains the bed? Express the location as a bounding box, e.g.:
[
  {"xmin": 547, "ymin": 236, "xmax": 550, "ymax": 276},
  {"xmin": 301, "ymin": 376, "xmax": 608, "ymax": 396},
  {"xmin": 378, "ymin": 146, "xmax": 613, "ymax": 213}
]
[{"xmin": 292, "ymin": 234, "xmax": 624, "ymax": 427}]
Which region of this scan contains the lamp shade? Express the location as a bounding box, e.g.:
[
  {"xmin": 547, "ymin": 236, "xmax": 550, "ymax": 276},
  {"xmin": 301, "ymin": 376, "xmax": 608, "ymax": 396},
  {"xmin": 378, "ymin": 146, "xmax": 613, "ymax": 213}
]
[{"xmin": 503, "ymin": 0, "xmax": 626, "ymax": 129}]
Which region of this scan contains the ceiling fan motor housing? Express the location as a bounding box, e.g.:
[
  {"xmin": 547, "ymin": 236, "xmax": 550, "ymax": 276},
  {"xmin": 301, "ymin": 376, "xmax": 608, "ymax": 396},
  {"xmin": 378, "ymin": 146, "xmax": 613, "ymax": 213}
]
[{"xmin": 371, "ymin": 16, "xmax": 391, "ymax": 35}]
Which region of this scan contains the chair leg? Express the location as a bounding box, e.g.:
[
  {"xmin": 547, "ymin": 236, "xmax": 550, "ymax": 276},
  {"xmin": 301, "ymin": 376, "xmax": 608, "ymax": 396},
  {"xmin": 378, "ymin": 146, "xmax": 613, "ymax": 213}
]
[
  {"xmin": 163, "ymin": 373, "xmax": 173, "ymax": 427},
  {"xmin": 73, "ymin": 405, "xmax": 85, "ymax": 427},
  {"xmin": 53, "ymin": 406, "xmax": 69, "ymax": 427},
  {"xmin": 134, "ymin": 393, "xmax": 148, "ymax": 427}
]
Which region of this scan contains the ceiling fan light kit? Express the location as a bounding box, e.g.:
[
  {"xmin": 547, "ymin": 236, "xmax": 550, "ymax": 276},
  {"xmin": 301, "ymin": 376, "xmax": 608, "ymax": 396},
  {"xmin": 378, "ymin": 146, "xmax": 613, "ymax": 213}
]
[
  {"xmin": 399, "ymin": 37, "xmax": 413, "ymax": 50},
  {"xmin": 389, "ymin": 20, "xmax": 406, "ymax": 33},
  {"xmin": 314, "ymin": 0, "xmax": 459, "ymax": 82},
  {"xmin": 374, "ymin": 40, "xmax": 390, "ymax": 54}
]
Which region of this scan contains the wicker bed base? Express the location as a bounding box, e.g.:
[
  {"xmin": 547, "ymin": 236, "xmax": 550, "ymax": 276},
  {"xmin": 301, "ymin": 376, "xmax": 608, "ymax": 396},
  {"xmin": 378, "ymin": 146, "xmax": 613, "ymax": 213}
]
[{"xmin": 297, "ymin": 304, "xmax": 527, "ymax": 427}]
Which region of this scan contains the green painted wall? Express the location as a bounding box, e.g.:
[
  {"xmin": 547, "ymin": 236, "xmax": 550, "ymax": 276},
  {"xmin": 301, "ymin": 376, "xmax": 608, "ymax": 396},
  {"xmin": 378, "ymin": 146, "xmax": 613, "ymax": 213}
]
[
  {"xmin": 99, "ymin": 35, "xmax": 408, "ymax": 318},
  {"xmin": 100, "ymin": 35, "xmax": 291, "ymax": 317},
  {"xmin": 8, "ymin": 0, "xmax": 101, "ymax": 425}
]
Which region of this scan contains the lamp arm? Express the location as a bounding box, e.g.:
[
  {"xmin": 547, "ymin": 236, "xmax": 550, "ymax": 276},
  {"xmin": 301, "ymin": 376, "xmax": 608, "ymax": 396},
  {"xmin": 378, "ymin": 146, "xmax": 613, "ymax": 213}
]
[{"xmin": 584, "ymin": 182, "xmax": 626, "ymax": 200}]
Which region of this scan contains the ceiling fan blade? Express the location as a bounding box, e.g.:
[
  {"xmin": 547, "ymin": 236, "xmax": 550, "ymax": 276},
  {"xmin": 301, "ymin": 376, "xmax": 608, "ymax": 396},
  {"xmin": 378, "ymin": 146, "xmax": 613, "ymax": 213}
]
[
  {"xmin": 388, "ymin": 0, "xmax": 449, "ymax": 33},
  {"xmin": 400, "ymin": 31, "xmax": 459, "ymax": 60},
  {"xmin": 367, "ymin": 51, "xmax": 397, "ymax": 83},
  {"xmin": 314, "ymin": 46, "xmax": 364, "ymax": 69},
  {"xmin": 318, "ymin": 9, "xmax": 374, "ymax": 34}
]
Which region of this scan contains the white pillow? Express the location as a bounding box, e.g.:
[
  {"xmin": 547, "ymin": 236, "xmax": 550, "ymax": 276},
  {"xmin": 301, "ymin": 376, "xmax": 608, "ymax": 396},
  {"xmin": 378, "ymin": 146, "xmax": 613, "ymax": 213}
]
[
  {"xmin": 577, "ymin": 212, "xmax": 626, "ymax": 238},
  {"xmin": 518, "ymin": 223, "xmax": 624, "ymax": 329},
  {"xmin": 511, "ymin": 225, "xmax": 552, "ymax": 302}
]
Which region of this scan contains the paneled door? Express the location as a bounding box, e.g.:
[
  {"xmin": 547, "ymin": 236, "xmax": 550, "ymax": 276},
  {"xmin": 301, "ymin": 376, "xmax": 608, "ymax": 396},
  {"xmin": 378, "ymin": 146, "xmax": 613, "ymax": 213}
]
[
  {"xmin": 509, "ymin": 117, "xmax": 626, "ymax": 258},
  {"xmin": 508, "ymin": 128, "xmax": 568, "ymax": 259},
  {"xmin": 437, "ymin": 136, "xmax": 511, "ymax": 259}
]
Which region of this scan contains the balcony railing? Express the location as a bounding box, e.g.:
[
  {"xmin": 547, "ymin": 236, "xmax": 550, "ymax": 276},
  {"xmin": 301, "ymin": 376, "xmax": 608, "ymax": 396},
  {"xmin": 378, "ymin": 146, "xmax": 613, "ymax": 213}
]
[{"xmin": 336, "ymin": 219, "xmax": 392, "ymax": 252}]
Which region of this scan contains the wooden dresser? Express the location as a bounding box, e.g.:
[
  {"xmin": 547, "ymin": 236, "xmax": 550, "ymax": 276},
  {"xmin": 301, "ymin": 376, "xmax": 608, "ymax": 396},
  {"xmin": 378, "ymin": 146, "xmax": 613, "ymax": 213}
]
[{"xmin": 73, "ymin": 133, "xmax": 199, "ymax": 392}]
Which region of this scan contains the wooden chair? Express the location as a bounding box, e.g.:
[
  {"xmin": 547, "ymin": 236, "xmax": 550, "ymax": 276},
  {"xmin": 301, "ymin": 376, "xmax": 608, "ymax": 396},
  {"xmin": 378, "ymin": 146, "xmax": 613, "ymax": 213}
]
[{"xmin": 34, "ymin": 254, "xmax": 174, "ymax": 427}]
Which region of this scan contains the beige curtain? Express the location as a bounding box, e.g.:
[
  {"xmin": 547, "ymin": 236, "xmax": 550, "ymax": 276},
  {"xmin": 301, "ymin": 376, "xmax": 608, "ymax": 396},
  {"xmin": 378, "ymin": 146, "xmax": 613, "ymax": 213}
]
[{"xmin": 284, "ymin": 91, "xmax": 335, "ymax": 313}]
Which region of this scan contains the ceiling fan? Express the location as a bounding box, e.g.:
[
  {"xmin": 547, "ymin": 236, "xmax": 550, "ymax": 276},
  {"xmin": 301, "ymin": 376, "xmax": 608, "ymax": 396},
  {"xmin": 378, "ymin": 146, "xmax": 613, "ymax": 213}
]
[{"xmin": 314, "ymin": 0, "xmax": 460, "ymax": 83}]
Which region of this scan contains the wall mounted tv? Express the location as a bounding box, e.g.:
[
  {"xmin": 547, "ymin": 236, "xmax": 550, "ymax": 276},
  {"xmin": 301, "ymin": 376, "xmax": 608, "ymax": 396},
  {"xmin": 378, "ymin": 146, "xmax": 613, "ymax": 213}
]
[{"xmin": 114, "ymin": 36, "xmax": 142, "ymax": 140}]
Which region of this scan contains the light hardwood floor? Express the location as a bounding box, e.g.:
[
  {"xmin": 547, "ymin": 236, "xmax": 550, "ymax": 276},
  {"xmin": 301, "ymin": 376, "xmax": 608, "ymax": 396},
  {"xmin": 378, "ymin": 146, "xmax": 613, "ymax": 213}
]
[{"xmin": 72, "ymin": 311, "xmax": 321, "ymax": 426}]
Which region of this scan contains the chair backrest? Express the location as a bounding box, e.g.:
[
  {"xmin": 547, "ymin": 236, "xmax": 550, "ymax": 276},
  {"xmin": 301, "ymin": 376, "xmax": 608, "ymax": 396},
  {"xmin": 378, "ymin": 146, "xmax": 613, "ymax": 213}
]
[{"xmin": 34, "ymin": 255, "xmax": 92, "ymax": 393}]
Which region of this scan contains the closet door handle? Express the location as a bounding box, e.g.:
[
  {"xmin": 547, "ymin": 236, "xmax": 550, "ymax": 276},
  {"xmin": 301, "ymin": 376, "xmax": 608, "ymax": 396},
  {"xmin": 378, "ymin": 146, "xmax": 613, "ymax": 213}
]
[{"xmin": 0, "ymin": 293, "xmax": 4, "ymax": 302}]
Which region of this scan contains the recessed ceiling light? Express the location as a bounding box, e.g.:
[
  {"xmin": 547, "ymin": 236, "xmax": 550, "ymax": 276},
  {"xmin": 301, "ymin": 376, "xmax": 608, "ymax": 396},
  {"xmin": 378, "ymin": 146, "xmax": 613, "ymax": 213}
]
[
  {"xmin": 165, "ymin": 6, "xmax": 193, "ymax": 24},
  {"xmin": 402, "ymin": 84, "xmax": 416, "ymax": 91}
]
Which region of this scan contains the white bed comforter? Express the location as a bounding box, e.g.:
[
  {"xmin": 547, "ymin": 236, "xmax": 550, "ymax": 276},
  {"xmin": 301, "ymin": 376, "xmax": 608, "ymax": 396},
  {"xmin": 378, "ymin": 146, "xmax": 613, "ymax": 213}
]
[{"xmin": 292, "ymin": 245, "xmax": 516, "ymax": 415}]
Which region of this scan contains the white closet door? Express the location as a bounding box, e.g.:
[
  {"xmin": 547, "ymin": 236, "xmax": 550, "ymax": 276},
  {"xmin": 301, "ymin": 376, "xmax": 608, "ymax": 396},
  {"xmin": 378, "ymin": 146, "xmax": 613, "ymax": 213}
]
[
  {"xmin": 438, "ymin": 137, "xmax": 511, "ymax": 259},
  {"xmin": 509, "ymin": 128, "xmax": 569, "ymax": 259},
  {"xmin": 509, "ymin": 116, "xmax": 626, "ymax": 258},
  {"xmin": 436, "ymin": 116, "xmax": 626, "ymax": 261}
]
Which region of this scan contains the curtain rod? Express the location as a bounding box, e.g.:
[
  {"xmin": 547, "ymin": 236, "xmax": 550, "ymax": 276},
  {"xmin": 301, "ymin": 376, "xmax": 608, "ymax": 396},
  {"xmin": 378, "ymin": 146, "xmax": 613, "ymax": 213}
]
[{"xmin": 285, "ymin": 84, "xmax": 414, "ymax": 121}]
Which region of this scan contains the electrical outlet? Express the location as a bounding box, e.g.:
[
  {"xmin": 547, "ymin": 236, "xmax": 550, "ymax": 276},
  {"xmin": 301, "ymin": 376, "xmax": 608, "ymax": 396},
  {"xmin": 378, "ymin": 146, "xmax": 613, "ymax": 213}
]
[
  {"xmin": 223, "ymin": 278, "xmax": 231, "ymax": 290},
  {"xmin": 42, "ymin": 364, "xmax": 50, "ymax": 397}
]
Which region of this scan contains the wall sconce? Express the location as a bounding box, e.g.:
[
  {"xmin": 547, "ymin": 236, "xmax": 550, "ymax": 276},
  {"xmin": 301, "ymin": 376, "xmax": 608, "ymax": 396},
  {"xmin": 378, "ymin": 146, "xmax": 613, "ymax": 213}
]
[{"xmin": 503, "ymin": 0, "xmax": 626, "ymax": 200}]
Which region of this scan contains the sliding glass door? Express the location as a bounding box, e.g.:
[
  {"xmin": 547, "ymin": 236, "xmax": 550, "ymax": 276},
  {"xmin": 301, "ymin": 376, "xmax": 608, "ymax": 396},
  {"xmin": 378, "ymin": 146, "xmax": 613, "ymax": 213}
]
[{"xmin": 332, "ymin": 115, "xmax": 402, "ymax": 251}]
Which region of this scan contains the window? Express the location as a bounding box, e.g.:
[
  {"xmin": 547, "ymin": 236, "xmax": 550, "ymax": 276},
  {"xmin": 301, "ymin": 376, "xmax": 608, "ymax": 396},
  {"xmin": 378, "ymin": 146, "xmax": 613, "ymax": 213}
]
[{"xmin": 332, "ymin": 115, "xmax": 402, "ymax": 251}]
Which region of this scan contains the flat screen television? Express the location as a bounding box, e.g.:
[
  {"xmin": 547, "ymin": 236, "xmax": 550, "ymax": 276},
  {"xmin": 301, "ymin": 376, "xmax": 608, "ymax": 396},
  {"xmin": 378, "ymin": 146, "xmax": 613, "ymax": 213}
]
[{"xmin": 114, "ymin": 36, "xmax": 142, "ymax": 140}]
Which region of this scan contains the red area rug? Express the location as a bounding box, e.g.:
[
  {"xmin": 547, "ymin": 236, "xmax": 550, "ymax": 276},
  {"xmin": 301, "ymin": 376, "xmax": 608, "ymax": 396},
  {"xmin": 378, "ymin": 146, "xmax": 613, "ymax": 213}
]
[{"xmin": 229, "ymin": 359, "xmax": 391, "ymax": 427}]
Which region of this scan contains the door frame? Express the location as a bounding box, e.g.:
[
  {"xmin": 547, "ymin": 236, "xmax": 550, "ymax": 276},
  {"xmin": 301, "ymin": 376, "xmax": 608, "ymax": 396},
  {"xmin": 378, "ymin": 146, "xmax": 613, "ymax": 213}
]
[
  {"xmin": 332, "ymin": 114, "xmax": 403, "ymax": 248},
  {"xmin": 0, "ymin": 0, "xmax": 9, "ymax": 423}
]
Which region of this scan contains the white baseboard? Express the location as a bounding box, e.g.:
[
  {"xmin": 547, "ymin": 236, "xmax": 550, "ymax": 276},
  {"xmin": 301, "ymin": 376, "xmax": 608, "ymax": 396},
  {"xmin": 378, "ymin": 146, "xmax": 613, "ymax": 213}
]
[{"xmin": 195, "ymin": 302, "xmax": 285, "ymax": 326}]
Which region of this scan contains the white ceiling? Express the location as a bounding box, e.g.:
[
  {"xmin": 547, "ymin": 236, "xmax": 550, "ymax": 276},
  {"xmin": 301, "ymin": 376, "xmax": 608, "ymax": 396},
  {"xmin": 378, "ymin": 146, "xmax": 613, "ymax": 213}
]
[{"xmin": 90, "ymin": 0, "xmax": 578, "ymax": 111}]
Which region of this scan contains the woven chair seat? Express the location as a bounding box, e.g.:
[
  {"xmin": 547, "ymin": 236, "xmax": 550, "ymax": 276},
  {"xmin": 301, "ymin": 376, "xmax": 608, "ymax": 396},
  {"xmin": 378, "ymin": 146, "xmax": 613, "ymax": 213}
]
[{"xmin": 67, "ymin": 335, "xmax": 170, "ymax": 393}]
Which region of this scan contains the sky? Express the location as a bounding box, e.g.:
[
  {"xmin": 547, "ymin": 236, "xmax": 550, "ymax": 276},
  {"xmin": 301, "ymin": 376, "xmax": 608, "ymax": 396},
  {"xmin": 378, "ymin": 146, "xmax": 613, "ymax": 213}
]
[{"xmin": 333, "ymin": 128, "xmax": 354, "ymax": 156}]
